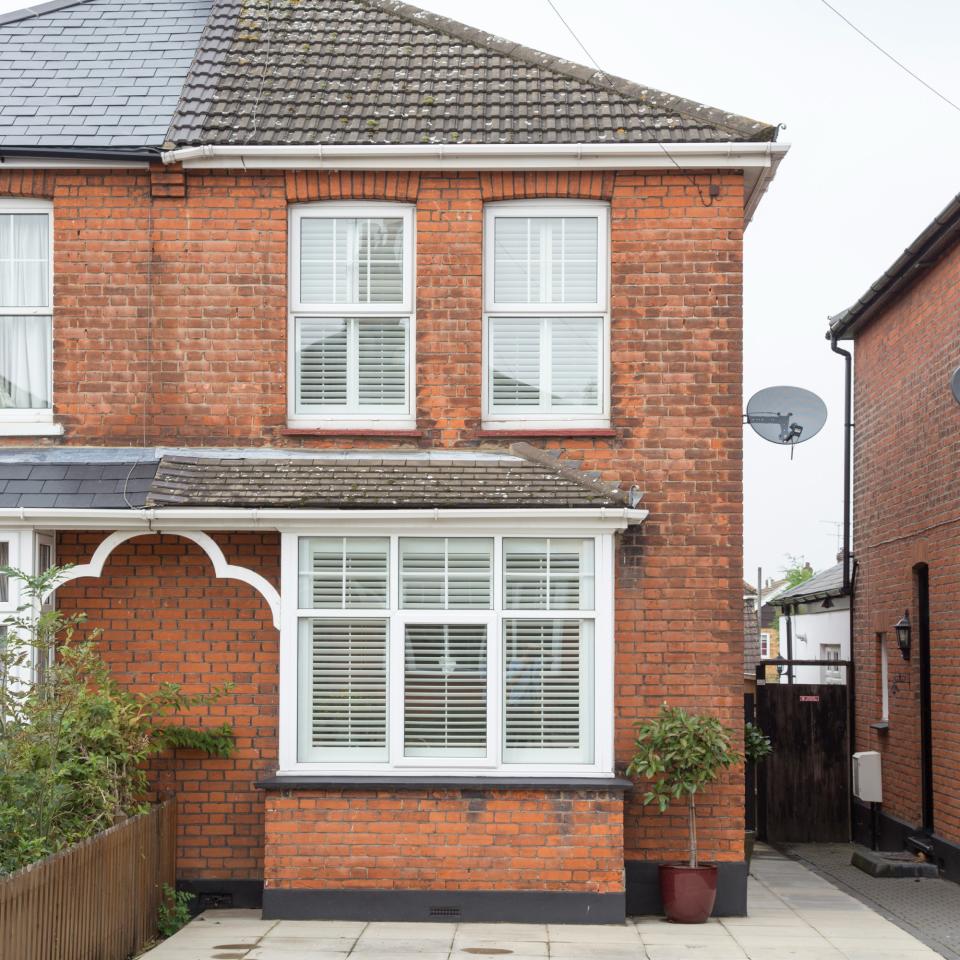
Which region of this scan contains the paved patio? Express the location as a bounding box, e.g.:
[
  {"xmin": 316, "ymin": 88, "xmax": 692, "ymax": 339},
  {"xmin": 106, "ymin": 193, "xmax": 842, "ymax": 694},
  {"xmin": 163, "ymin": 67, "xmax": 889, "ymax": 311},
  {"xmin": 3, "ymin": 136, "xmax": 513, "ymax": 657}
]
[{"xmin": 141, "ymin": 848, "xmax": 941, "ymax": 960}]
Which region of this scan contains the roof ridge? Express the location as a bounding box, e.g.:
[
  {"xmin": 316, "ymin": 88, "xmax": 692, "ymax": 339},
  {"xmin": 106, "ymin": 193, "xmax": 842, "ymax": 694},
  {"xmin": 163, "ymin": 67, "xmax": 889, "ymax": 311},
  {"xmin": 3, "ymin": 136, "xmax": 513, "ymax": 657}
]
[
  {"xmin": 509, "ymin": 442, "xmax": 637, "ymax": 507},
  {"xmin": 0, "ymin": 0, "xmax": 91, "ymax": 29},
  {"xmin": 355, "ymin": 0, "xmax": 776, "ymax": 142}
]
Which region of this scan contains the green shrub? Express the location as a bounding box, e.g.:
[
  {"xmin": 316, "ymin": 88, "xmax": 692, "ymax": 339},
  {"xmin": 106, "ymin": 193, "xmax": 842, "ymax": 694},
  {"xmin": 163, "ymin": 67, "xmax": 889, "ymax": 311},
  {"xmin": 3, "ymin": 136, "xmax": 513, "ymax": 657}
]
[
  {"xmin": 157, "ymin": 883, "xmax": 195, "ymax": 938},
  {"xmin": 744, "ymin": 721, "xmax": 772, "ymax": 765},
  {"xmin": 627, "ymin": 703, "xmax": 740, "ymax": 867},
  {"xmin": 0, "ymin": 564, "xmax": 234, "ymax": 875}
]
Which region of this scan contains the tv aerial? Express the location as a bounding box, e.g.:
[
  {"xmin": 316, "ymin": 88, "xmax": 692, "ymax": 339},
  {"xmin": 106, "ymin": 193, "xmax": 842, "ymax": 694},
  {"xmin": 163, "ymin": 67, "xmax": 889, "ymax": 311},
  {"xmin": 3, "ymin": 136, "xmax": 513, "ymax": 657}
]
[{"xmin": 745, "ymin": 385, "xmax": 827, "ymax": 458}]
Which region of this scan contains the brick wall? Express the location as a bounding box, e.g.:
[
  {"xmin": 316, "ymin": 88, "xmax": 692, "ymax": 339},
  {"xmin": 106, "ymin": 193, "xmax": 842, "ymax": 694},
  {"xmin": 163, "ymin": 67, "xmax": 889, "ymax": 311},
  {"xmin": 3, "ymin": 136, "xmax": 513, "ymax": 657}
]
[
  {"xmin": 264, "ymin": 789, "xmax": 624, "ymax": 893},
  {"xmin": 851, "ymin": 244, "xmax": 960, "ymax": 845},
  {"xmin": 13, "ymin": 164, "xmax": 746, "ymax": 876},
  {"xmin": 54, "ymin": 531, "xmax": 280, "ymax": 880}
]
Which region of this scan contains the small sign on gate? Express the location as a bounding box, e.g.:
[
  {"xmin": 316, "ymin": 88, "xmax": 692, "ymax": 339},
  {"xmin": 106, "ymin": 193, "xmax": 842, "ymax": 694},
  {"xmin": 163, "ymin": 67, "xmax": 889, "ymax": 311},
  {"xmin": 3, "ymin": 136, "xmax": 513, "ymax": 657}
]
[{"xmin": 800, "ymin": 695, "xmax": 820, "ymax": 703}]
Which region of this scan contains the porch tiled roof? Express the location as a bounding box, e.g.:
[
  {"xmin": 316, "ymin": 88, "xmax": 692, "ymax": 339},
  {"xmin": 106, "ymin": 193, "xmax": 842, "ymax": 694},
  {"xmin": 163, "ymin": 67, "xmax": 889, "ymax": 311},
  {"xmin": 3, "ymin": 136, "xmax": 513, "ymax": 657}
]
[
  {"xmin": 146, "ymin": 448, "xmax": 631, "ymax": 509},
  {"xmin": 0, "ymin": 459, "xmax": 159, "ymax": 508}
]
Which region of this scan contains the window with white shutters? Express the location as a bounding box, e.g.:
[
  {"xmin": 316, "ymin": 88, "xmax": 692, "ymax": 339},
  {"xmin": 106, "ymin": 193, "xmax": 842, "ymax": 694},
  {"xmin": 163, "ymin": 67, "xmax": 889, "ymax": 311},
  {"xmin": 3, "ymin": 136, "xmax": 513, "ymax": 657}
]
[
  {"xmin": 484, "ymin": 201, "xmax": 608, "ymax": 427},
  {"xmin": 0, "ymin": 541, "xmax": 8, "ymax": 605},
  {"xmin": 400, "ymin": 538, "xmax": 493, "ymax": 609},
  {"xmin": 404, "ymin": 623, "xmax": 488, "ymax": 757},
  {"xmin": 0, "ymin": 202, "xmax": 53, "ymax": 421},
  {"xmin": 290, "ymin": 204, "xmax": 414, "ymax": 427},
  {"xmin": 298, "ymin": 618, "xmax": 388, "ymax": 762},
  {"xmin": 503, "ymin": 619, "xmax": 593, "ymax": 763},
  {"xmin": 292, "ymin": 532, "xmax": 609, "ymax": 773}
]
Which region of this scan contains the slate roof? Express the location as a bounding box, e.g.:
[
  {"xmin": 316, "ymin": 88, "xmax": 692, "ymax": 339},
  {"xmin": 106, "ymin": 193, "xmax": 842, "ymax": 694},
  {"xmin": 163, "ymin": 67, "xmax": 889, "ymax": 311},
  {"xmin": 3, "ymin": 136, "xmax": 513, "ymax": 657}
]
[
  {"xmin": 0, "ymin": 0, "xmax": 211, "ymax": 152},
  {"xmin": 146, "ymin": 451, "xmax": 630, "ymax": 509},
  {"xmin": 0, "ymin": 459, "xmax": 159, "ymax": 508},
  {"xmin": 165, "ymin": 0, "xmax": 777, "ymax": 148},
  {"xmin": 774, "ymin": 562, "xmax": 846, "ymax": 604}
]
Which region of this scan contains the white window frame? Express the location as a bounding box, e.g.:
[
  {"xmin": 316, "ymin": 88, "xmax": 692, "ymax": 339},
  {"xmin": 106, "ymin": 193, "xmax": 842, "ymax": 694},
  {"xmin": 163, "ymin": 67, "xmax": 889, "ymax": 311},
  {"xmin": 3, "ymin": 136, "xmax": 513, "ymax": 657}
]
[
  {"xmin": 0, "ymin": 199, "xmax": 61, "ymax": 436},
  {"xmin": 287, "ymin": 202, "xmax": 416, "ymax": 430},
  {"xmin": 879, "ymin": 634, "xmax": 889, "ymax": 723},
  {"xmin": 821, "ymin": 644, "xmax": 842, "ymax": 684},
  {"xmin": 759, "ymin": 630, "xmax": 771, "ymax": 660},
  {"xmin": 482, "ymin": 200, "xmax": 610, "ymax": 430},
  {"xmin": 278, "ymin": 522, "xmax": 615, "ymax": 778}
]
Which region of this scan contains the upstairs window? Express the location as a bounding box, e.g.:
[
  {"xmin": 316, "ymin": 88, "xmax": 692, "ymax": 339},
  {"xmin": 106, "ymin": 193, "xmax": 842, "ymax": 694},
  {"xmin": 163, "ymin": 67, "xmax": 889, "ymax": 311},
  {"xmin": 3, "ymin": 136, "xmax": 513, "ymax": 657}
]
[
  {"xmin": 484, "ymin": 202, "xmax": 609, "ymax": 428},
  {"xmin": 289, "ymin": 204, "xmax": 415, "ymax": 428},
  {"xmin": 0, "ymin": 201, "xmax": 53, "ymax": 427}
]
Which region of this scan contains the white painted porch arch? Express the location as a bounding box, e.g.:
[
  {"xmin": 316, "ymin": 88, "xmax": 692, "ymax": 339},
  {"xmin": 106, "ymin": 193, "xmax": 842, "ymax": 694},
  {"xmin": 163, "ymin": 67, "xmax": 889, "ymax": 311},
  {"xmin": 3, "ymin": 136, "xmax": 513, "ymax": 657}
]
[{"xmin": 55, "ymin": 529, "xmax": 281, "ymax": 629}]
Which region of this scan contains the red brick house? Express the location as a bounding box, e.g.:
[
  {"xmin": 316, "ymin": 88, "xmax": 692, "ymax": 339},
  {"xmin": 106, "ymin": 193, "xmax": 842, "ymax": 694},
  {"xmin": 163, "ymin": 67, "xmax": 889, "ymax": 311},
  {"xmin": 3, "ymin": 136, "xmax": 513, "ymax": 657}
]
[
  {"xmin": 0, "ymin": 0, "xmax": 787, "ymax": 922},
  {"xmin": 829, "ymin": 191, "xmax": 960, "ymax": 881}
]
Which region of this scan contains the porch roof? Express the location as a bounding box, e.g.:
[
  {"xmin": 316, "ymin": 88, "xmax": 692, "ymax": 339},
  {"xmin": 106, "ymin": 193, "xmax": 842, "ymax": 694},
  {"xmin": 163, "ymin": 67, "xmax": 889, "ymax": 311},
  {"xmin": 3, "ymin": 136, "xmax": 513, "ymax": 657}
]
[{"xmin": 0, "ymin": 459, "xmax": 158, "ymax": 509}]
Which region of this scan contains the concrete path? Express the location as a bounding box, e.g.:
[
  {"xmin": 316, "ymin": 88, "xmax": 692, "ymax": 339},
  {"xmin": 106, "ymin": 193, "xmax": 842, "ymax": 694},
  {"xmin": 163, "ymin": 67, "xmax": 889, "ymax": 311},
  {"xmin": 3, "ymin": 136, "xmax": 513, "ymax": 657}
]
[{"xmin": 141, "ymin": 848, "xmax": 941, "ymax": 959}]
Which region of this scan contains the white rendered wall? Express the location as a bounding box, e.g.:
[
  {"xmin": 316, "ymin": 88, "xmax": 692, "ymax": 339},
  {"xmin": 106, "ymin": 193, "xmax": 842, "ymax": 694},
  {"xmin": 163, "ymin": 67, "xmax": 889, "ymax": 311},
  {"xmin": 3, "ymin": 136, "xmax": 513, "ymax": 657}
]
[{"xmin": 778, "ymin": 606, "xmax": 850, "ymax": 685}]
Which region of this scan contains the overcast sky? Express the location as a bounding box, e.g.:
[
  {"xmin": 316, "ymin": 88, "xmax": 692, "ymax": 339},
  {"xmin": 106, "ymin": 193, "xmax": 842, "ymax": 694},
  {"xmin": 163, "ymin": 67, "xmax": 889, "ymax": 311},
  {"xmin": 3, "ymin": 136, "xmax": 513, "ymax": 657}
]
[{"xmin": 4, "ymin": 0, "xmax": 959, "ymax": 585}]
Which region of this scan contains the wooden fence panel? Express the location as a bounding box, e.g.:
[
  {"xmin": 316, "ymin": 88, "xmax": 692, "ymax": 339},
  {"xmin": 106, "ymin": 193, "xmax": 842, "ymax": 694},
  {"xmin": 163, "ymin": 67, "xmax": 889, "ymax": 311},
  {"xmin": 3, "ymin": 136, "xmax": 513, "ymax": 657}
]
[{"xmin": 0, "ymin": 798, "xmax": 176, "ymax": 960}]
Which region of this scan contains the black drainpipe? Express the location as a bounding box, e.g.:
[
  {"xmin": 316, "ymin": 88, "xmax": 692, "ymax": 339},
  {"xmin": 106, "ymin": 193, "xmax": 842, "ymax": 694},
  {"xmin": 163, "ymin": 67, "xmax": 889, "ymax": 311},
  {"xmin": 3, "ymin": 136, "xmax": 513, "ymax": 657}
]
[{"xmin": 830, "ymin": 335, "xmax": 853, "ymax": 593}]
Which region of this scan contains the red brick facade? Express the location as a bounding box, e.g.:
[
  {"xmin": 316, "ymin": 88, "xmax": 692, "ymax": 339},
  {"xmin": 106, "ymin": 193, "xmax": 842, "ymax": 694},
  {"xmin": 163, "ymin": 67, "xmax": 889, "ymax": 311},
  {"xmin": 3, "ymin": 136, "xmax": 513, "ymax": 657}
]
[
  {"xmin": 264, "ymin": 789, "xmax": 624, "ymax": 893},
  {"xmin": 7, "ymin": 163, "xmax": 746, "ymax": 896},
  {"xmin": 851, "ymin": 244, "xmax": 960, "ymax": 852}
]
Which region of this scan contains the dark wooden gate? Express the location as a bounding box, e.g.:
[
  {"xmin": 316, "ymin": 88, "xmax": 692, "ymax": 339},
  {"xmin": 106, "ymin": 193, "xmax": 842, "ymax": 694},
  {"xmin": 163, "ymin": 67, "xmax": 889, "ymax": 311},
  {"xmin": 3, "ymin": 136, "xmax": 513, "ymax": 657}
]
[{"xmin": 756, "ymin": 665, "xmax": 851, "ymax": 843}]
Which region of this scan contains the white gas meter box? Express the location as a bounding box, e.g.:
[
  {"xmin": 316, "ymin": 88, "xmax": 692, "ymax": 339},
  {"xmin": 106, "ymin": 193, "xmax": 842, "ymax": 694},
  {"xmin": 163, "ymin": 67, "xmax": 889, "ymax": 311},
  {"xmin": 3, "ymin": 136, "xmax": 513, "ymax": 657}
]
[{"xmin": 852, "ymin": 751, "xmax": 882, "ymax": 803}]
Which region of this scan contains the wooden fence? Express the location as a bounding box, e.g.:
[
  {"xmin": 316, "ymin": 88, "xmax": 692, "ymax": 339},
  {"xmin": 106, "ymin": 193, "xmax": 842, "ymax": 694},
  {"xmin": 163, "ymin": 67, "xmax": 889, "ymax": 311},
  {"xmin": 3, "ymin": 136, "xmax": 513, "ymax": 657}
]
[{"xmin": 0, "ymin": 798, "xmax": 176, "ymax": 960}]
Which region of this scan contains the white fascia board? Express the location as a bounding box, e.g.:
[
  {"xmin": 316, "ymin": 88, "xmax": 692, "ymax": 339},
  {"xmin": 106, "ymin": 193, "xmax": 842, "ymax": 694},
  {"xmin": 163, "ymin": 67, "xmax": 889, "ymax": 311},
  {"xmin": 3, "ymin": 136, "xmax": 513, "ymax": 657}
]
[
  {"xmin": 0, "ymin": 506, "xmax": 649, "ymax": 531},
  {"xmin": 163, "ymin": 141, "xmax": 790, "ymax": 172},
  {"xmin": 0, "ymin": 158, "xmax": 150, "ymax": 169}
]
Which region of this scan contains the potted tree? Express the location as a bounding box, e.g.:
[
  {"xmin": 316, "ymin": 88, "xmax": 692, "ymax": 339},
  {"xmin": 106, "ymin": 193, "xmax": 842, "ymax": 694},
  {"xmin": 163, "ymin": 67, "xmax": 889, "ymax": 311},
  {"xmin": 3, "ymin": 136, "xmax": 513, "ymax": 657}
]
[
  {"xmin": 744, "ymin": 721, "xmax": 772, "ymax": 863},
  {"xmin": 627, "ymin": 704, "xmax": 740, "ymax": 923}
]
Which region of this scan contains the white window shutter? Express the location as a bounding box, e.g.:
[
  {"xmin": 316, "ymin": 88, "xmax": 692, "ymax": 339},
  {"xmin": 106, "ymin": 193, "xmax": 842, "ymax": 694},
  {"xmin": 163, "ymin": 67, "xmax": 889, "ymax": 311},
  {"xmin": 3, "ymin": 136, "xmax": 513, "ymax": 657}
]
[
  {"xmin": 400, "ymin": 538, "xmax": 493, "ymax": 609},
  {"xmin": 299, "ymin": 537, "xmax": 389, "ymax": 609},
  {"xmin": 550, "ymin": 318, "xmax": 600, "ymax": 408},
  {"xmin": 404, "ymin": 623, "xmax": 488, "ymax": 757},
  {"xmin": 0, "ymin": 542, "xmax": 7, "ymax": 602},
  {"xmin": 489, "ymin": 317, "xmax": 541, "ymax": 408},
  {"xmin": 504, "ymin": 538, "xmax": 594, "ymax": 611},
  {"xmin": 357, "ymin": 218, "xmax": 404, "ymax": 304},
  {"xmin": 297, "ymin": 317, "xmax": 348, "ymax": 408},
  {"xmin": 503, "ymin": 619, "xmax": 593, "ymax": 763},
  {"xmin": 357, "ymin": 318, "xmax": 407, "ymax": 407},
  {"xmin": 300, "ymin": 218, "xmax": 350, "ymax": 304},
  {"xmin": 300, "ymin": 617, "xmax": 388, "ymax": 761}
]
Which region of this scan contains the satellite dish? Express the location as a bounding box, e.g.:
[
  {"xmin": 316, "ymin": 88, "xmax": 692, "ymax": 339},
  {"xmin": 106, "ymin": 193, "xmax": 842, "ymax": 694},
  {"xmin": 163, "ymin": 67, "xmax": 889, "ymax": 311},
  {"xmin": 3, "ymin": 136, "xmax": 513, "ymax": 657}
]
[
  {"xmin": 951, "ymin": 366, "xmax": 960, "ymax": 406},
  {"xmin": 746, "ymin": 386, "xmax": 827, "ymax": 445}
]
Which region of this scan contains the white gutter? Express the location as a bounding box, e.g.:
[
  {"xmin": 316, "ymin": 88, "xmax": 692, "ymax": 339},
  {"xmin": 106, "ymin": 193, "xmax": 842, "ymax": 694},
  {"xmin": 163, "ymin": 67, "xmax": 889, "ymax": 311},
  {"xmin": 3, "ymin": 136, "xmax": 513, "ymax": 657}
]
[
  {"xmin": 162, "ymin": 141, "xmax": 788, "ymax": 171},
  {"xmin": 0, "ymin": 159, "xmax": 151, "ymax": 170},
  {"xmin": 0, "ymin": 506, "xmax": 649, "ymax": 531}
]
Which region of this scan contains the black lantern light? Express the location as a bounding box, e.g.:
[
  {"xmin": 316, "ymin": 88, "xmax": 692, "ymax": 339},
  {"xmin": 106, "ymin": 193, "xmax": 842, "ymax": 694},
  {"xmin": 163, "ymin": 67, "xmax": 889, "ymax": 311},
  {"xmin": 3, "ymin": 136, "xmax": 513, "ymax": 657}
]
[
  {"xmin": 895, "ymin": 610, "xmax": 911, "ymax": 661},
  {"xmin": 775, "ymin": 655, "xmax": 788, "ymax": 679}
]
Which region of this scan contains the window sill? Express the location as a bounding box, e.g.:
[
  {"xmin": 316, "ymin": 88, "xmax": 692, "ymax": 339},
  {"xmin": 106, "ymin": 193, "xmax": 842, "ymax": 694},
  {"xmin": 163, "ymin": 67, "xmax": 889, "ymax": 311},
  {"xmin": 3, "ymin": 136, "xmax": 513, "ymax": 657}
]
[
  {"xmin": 256, "ymin": 775, "xmax": 634, "ymax": 791},
  {"xmin": 281, "ymin": 427, "xmax": 423, "ymax": 438},
  {"xmin": 0, "ymin": 418, "xmax": 63, "ymax": 437},
  {"xmin": 479, "ymin": 428, "xmax": 617, "ymax": 438},
  {"xmin": 870, "ymin": 721, "xmax": 890, "ymax": 733}
]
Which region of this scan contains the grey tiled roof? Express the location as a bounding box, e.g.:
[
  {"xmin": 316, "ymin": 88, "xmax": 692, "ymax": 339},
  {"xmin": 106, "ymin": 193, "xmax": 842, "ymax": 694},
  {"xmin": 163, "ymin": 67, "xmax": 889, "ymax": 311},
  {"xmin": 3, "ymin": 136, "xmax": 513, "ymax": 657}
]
[
  {"xmin": 146, "ymin": 451, "xmax": 629, "ymax": 508},
  {"xmin": 775, "ymin": 562, "xmax": 847, "ymax": 603},
  {"xmin": 166, "ymin": 0, "xmax": 777, "ymax": 148},
  {"xmin": 0, "ymin": 459, "xmax": 159, "ymax": 508},
  {"xmin": 0, "ymin": 0, "xmax": 211, "ymax": 150}
]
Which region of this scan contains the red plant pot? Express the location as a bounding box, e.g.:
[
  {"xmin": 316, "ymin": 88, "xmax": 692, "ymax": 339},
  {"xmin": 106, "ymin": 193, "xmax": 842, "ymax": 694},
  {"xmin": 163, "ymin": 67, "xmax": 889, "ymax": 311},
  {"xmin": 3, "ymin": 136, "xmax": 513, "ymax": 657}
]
[{"xmin": 659, "ymin": 863, "xmax": 718, "ymax": 923}]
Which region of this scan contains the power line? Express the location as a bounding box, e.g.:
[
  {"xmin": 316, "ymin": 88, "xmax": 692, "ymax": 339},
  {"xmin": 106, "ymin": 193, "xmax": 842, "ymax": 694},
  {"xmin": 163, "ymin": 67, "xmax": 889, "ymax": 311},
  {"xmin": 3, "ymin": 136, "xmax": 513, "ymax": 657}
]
[
  {"xmin": 542, "ymin": 0, "xmax": 714, "ymax": 208},
  {"xmin": 818, "ymin": 0, "xmax": 960, "ymax": 116}
]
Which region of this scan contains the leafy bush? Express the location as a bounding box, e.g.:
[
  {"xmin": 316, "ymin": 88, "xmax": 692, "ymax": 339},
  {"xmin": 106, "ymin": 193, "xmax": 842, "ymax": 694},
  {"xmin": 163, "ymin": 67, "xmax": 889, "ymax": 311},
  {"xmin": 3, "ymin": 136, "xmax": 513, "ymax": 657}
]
[
  {"xmin": 157, "ymin": 883, "xmax": 195, "ymax": 938},
  {"xmin": 0, "ymin": 564, "xmax": 234, "ymax": 875},
  {"xmin": 627, "ymin": 703, "xmax": 740, "ymax": 867},
  {"xmin": 744, "ymin": 721, "xmax": 772, "ymax": 765}
]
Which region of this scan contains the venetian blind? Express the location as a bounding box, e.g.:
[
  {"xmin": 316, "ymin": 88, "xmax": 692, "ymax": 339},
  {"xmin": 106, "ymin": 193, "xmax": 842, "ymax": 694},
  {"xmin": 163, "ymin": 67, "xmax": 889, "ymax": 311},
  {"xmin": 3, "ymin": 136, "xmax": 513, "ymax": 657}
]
[{"xmin": 404, "ymin": 623, "xmax": 488, "ymax": 757}]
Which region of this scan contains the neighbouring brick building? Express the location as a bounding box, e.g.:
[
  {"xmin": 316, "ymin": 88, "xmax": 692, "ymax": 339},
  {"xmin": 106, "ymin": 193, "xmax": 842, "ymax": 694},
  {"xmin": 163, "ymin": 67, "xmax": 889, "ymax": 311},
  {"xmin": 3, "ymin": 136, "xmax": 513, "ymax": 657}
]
[
  {"xmin": 0, "ymin": 0, "xmax": 787, "ymax": 921},
  {"xmin": 829, "ymin": 191, "xmax": 960, "ymax": 881}
]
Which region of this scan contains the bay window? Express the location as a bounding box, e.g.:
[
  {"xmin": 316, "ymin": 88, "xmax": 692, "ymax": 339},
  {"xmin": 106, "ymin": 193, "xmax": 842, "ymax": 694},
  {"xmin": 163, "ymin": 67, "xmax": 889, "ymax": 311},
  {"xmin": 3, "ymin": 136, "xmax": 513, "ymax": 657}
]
[
  {"xmin": 483, "ymin": 201, "xmax": 609, "ymax": 428},
  {"xmin": 283, "ymin": 530, "xmax": 613, "ymax": 775},
  {"xmin": 289, "ymin": 204, "xmax": 415, "ymax": 429},
  {"xmin": 0, "ymin": 200, "xmax": 57, "ymax": 436}
]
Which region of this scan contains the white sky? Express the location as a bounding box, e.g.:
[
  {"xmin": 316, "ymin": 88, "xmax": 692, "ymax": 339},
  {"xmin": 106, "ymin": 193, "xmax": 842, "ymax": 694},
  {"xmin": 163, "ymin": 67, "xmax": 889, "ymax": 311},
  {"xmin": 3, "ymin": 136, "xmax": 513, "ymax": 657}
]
[{"xmin": 4, "ymin": 0, "xmax": 959, "ymax": 585}]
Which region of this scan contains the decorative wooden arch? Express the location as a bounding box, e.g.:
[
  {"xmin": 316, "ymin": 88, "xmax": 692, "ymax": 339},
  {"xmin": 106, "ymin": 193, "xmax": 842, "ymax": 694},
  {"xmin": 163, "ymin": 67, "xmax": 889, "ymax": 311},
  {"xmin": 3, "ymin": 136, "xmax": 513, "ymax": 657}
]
[{"xmin": 55, "ymin": 529, "xmax": 281, "ymax": 629}]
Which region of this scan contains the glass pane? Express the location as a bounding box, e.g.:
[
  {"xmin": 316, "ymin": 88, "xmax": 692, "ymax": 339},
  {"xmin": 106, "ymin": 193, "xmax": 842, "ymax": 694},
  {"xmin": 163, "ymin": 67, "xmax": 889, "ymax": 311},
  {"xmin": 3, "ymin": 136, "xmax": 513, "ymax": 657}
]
[
  {"xmin": 503, "ymin": 538, "xmax": 594, "ymax": 610},
  {"xmin": 493, "ymin": 215, "xmax": 598, "ymax": 305},
  {"xmin": 0, "ymin": 213, "xmax": 49, "ymax": 308},
  {"xmin": 489, "ymin": 317, "xmax": 540, "ymax": 409},
  {"xmin": 299, "ymin": 618, "xmax": 388, "ymax": 761},
  {"xmin": 503, "ymin": 619, "xmax": 593, "ymax": 763},
  {"xmin": 357, "ymin": 318, "xmax": 407, "ymax": 407},
  {"xmin": 297, "ymin": 317, "xmax": 348, "ymax": 408},
  {"xmin": 300, "ymin": 216, "xmax": 404, "ymax": 305},
  {"xmin": 551, "ymin": 318, "xmax": 600, "ymax": 409},
  {"xmin": 404, "ymin": 623, "xmax": 487, "ymax": 757},
  {"xmin": 298, "ymin": 537, "xmax": 388, "ymax": 609},
  {"xmin": 0, "ymin": 315, "xmax": 51, "ymax": 410}
]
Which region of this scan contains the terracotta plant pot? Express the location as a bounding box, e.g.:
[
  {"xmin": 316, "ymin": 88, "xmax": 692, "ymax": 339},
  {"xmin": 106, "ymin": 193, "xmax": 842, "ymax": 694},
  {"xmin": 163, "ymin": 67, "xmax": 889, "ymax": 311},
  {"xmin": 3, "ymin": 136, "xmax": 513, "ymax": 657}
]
[{"xmin": 659, "ymin": 863, "xmax": 718, "ymax": 923}]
